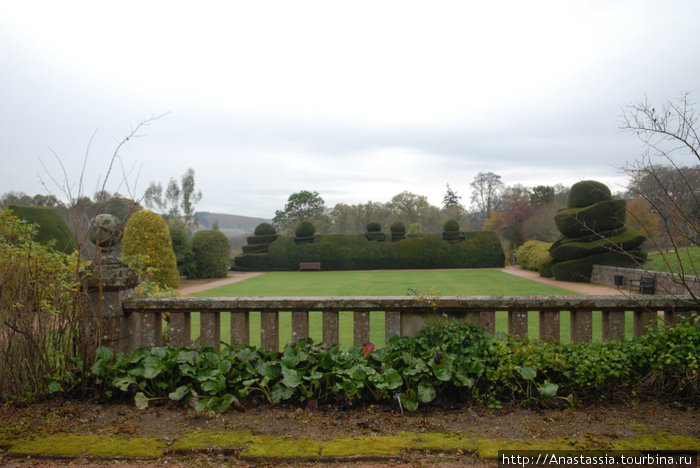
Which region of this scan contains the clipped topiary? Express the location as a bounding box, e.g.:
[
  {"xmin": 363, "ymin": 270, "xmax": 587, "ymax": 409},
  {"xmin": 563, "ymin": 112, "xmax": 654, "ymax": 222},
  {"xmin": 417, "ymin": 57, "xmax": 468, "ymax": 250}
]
[
  {"xmin": 366, "ymin": 222, "xmax": 381, "ymax": 232},
  {"xmin": 567, "ymin": 180, "xmax": 612, "ymax": 208},
  {"xmin": 442, "ymin": 218, "xmax": 464, "ymax": 243},
  {"xmin": 365, "ymin": 222, "xmax": 385, "ymax": 241},
  {"xmin": 548, "ymin": 180, "xmax": 645, "ymax": 282},
  {"xmin": 192, "ymin": 229, "xmax": 230, "ymax": 278},
  {"xmin": 443, "ymin": 219, "xmax": 459, "ymax": 232},
  {"xmin": 254, "ymin": 223, "xmax": 277, "ymax": 236},
  {"xmin": 122, "ymin": 210, "xmax": 180, "ymax": 289},
  {"xmin": 243, "ymin": 222, "xmax": 279, "ymax": 254},
  {"xmin": 390, "ymin": 222, "xmax": 406, "ymax": 242},
  {"xmin": 9, "ymin": 205, "xmax": 77, "ymax": 253},
  {"xmin": 516, "ymin": 240, "xmax": 553, "ymax": 272},
  {"xmin": 294, "ymin": 221, "xmax": 316, "ymax": 244}
]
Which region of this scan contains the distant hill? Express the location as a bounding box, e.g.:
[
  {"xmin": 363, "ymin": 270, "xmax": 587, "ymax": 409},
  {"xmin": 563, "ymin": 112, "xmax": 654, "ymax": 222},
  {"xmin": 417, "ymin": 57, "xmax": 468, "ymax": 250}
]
[{"xmin": 194, "ymin": 212, "xmax": 271, "ymax": 236}]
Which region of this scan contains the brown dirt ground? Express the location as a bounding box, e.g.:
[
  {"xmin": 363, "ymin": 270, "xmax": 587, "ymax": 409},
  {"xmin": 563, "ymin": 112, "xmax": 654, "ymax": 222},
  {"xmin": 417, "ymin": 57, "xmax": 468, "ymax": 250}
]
[{"xmin": 1, "ymin": 399, "xmax": 697, "ymax": 467}]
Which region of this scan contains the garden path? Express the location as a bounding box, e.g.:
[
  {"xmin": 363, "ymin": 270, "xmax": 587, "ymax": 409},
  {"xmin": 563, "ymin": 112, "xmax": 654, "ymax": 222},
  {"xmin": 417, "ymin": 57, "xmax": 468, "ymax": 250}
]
[
  {"xmin": 178, "ymin": 271, "xmax": 264, "ymax": 295},
  {"xmin": 500, "ymin": 266, "xmax": 625, "ymax": 296}
]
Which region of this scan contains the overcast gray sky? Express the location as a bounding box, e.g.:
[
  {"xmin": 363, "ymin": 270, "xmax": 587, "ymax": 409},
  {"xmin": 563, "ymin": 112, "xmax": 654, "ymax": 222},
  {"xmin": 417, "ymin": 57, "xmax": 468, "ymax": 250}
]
[{"xmin": 1, "ymin": 1, "xmax": 699, "ymax": 218}]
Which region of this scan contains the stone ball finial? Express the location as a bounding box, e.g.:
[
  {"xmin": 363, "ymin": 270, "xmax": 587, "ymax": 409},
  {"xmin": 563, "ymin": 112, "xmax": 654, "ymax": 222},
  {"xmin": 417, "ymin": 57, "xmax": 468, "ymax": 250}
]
[{"xmin": 89, "ymin": 214, "xmax": 123, "ymax": 256}]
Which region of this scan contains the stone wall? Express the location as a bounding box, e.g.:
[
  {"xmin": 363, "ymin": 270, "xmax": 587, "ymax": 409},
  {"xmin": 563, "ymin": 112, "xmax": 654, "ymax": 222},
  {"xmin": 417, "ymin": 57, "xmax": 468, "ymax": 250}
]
[{"xmin": 591, "ymin": 265, "xmax": 700, "ymax": 296}]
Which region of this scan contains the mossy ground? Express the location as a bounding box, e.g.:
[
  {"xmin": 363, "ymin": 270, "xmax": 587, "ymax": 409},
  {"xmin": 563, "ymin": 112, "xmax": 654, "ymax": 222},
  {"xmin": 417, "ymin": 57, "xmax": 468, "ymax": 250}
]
[
  {"xmin": 2, "ymin": 429, "xmax": 697, "ymax": 462},
  {"xmin": 1, "ymin": 401, "xmax": 697, "ymax": 465}
]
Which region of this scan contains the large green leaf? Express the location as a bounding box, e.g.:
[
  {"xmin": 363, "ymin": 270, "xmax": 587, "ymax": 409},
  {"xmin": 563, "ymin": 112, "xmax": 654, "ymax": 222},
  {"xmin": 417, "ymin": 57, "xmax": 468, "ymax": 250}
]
[
  {"xmin": 383, "ymin": 368, "xmax": 403, "ymax": 390},
  {"xmin": 201, "ymin": 375, "xmax": 226, "ymax": 395},
  {"xmin": 112, "ymin": 375, "xmax": 137, "ymax": 392},
  {"xmin": 520, "ymin": 366, "xmax": 536, "ymax": 381},
  {"xmin": 282, "ymin": 367, "xmax": 302, "ymax": 388},
  {"xmin": 169, "ymin": 385, "xmax": 189, "ymax": 401},
  {"xmin": 417, "ymin": 382, "xmax": 436, "ymax": 403},
  {"xmin": 537, "ymin": 381, "xmax": 559, "ymax": 399},
  {"xmin": 143, "ymin": 355, "xmax": 165, "ymax": 379}
]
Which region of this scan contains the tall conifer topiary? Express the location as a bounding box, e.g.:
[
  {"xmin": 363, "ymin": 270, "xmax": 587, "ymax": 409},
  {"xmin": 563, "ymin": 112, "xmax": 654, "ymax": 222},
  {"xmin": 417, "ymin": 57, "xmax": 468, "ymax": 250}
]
[{"xmin": 122, "ymin": 210, "xmax": 180, "ymax": 288}]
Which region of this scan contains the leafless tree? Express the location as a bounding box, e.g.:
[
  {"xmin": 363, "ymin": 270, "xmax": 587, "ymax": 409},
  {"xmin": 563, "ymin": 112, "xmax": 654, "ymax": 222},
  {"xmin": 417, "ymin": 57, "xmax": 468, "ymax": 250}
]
[{"xmin": 620, "ymin": 92, "xmax": 700, "ymax": 299}]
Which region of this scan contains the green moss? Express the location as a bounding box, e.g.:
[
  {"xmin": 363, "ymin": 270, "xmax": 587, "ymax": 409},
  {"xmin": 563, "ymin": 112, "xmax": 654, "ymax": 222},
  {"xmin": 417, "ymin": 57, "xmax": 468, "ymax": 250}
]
[
  {"xmin": 321, "ymin": 435, "xmax": 404, "ymax": 458},
  {"xmin": 7, "ymin": 433, "xmax": 165, "ymax": 458},
  {"xmin": 398, "ymin": 431, "xmax": 474, "ymax": 451},
  {"xmin": 4, "ymin": 430, "xmax": 697, "ymax": 461},
  {"xmin": 171, "ymin": 429, "xmax": 254, "ymax": 453},
  {"xmin": 244, "ymin": 435, "xmax": 323, "ymax": 459}
]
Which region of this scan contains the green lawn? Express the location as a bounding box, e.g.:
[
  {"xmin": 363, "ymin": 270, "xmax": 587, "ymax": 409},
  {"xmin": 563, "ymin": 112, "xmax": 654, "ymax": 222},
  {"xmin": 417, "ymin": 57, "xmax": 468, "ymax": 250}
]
[
  {"xmin": 645, "ymin": 247, "xmax": 700, "ymax": 275},
  {"xmin": 181, "ymin": 269, "xmax": 636, "ymax": 349}
]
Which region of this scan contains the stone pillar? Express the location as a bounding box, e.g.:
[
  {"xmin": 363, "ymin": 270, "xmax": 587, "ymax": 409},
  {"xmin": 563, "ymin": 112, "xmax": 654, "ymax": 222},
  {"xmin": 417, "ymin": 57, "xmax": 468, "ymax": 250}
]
[{"xmin": 83, "ymin": 214, "xmax": 138, "ymax": 355}]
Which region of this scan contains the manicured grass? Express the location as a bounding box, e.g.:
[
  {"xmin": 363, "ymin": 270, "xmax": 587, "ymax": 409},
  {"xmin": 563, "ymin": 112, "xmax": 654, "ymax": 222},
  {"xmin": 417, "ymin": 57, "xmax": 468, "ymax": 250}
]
[
  {"xmin": 645, "ymin": 247, "xmax": 700, "ymax": 275},
  {"xmin": 195, "ymin": 270, "xmax": 577, "ymax": 297},
  {"xmin": 181, "ymin": 269, "xmax": 640, "ymax": 349}
]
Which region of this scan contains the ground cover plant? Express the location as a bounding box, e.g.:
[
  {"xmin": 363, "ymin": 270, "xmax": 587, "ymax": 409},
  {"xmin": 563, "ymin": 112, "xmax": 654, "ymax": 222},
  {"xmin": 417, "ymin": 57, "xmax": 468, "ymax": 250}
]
[
  {"xmin": 188, "ymin": 269, "xmax": 608, "ymax": 349},
  {"xmin": 91, "ymin": 316, "xmax": 699, "ymax": 415}
]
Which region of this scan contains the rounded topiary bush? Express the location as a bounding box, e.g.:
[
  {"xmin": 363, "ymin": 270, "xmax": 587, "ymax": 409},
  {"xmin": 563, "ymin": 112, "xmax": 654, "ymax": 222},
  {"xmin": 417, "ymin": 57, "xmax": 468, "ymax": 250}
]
[
  {"xmin": 123, "ymin": 210, "xmax": 180, "ymax": 288},
  {"xmin": 192, "ymin": 229, "xmax": 231, "ymax": 278},
  {"xmin": 443, "ymin": 219, "xmax": 459, "ymax": 232},
  {"xmin": 442, "ymin": 218, "xmax": 464, "ymax": 242},
  {"xmin": 295, "ymin": 221, "xmax": 316, "ymax": 238},
  {"xmin": 516, "ymin": 240, "xmax": 553, "ymax": 272},
  {"xmin": 366, "ymin": 222, "xmax": 381, "ymax": 232},
  {"xmin": 567, "ymin": 180, "xmax": 612, "ymax": 208},
  {"xmin": 254, "ymin": 223, "xmax": 277, "ymax": 236}
]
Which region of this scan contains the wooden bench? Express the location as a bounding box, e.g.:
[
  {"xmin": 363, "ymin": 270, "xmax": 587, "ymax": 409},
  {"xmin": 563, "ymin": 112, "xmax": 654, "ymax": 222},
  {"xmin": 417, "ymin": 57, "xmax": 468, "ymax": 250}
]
[
  {"xmin": 629, "ymin": 274, "xmax": 655, "ymax": 294},
  {"xmin": 299, "ymin": 262, "xmax": 321, "ymax": 271}
]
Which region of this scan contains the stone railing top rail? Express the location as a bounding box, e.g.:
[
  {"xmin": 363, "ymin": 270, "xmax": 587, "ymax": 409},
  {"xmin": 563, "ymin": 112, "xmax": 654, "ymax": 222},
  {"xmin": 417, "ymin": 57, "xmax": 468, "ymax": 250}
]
[{"xmin": 124, "ymin": 295, "xmax": 698, "ymax": 312}]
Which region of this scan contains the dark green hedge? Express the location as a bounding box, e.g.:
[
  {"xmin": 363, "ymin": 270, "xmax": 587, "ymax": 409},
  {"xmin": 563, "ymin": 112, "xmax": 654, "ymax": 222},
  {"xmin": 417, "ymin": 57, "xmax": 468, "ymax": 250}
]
[
  {"xmin": 234, "ymin": 232, "xmax": 505, "ymax": 270},
  {"xmin": 9, "ymin": 205, "xmax": 77, "ymax": 252},
  {"xmin": 192, "ymin": 229, "xmax": 231, "ymax": 278}
]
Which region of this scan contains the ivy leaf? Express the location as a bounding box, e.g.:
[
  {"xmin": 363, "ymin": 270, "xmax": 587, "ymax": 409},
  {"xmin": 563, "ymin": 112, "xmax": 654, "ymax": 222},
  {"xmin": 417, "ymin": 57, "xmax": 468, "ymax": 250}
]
[
  {"xmin": 134, "ymin": 392, "xmax": 149, "ymax": 410},
  {"xmin": 520, "ymin": 366, "xmax": 536, "ymax": 381},
  {"xmin": 538, "ymin": 381, "xmax": 559, "ymax": 399}
]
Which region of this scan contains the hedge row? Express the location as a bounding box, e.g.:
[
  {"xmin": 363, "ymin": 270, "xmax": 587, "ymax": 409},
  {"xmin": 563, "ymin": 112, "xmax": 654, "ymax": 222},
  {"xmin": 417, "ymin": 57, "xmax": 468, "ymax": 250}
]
[
  {"xmin": 9, "ymin": 205, "xmax": 77, "ymax": 253},
  {"xmin": 234, "ymin": 232, "xmax": 505, "ymax": 270}
]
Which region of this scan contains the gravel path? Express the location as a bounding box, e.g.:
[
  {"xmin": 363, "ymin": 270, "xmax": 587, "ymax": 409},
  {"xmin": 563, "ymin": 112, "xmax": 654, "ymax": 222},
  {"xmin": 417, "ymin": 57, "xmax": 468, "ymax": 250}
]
[
  {"xmin": 178, "ymin": 271, "xmax": 264, "ymax": 295},
  {"xmin": 499, "ymin": 266, "xmax": 626, "ymax": 295}
]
